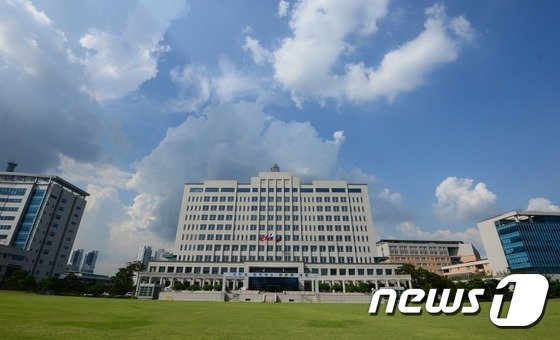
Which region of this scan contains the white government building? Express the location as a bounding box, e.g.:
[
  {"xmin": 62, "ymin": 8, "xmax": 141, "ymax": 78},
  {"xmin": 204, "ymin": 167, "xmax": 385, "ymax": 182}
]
[{"xmin": 138, "ymin": 166, "xmax": 411, "ymax": 300}]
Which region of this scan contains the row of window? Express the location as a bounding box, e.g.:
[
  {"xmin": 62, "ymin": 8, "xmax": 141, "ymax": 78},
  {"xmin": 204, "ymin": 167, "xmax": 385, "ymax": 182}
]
[
  {"xmin": 190, "ymin": 187, "xmax": 363, "ymax": 194},
  {"xmin": 180, "ymin": 255, "xmax": 370, "ymax": 264},
  {"xmin": 187, "ymin": 195, "xmax": 365, "ymax": 204},
  {"xmin": 0, "ymin": 187, "xmax": 26, "ymax": 196},
  {"xmin": 181, "ymin": 233, "xmax": 370, "ymax": 243},
  {"xmin": 180, "ymin": 243, "xmax": 371, "ymax": 253},
  {"xmin": 150, "ymin": 265, "xmax": 392, "ymax": 277},
  {"xmin": 183, "ymin": 223, "xmax": 368, "ymax": 233}
]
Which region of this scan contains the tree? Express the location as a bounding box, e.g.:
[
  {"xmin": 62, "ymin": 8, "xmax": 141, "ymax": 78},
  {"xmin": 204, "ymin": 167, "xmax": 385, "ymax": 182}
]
[
  {"xmin": 173, "ymin": 282, "xmax": 186, "ymax": 291},
  {"xmin": 396, "ymin": 264, "xmax": 454, "ymax": 292},
  {"xmin": 109, "ymin": 263, "xmax": 138, "ymax": 296},
  {"xmin": 202, "ymin": 284, "xmax": 213, "ymax": 291},
  {"xmin": 38, "ymin": 277, "xmax": 62, "ymax": 295},
  {"xmin": 331, "ymin": 283, "xmax": 342, "ymax": 292},
  {"xmin": 318, "ymin": 282, "xmax": 330, "ymax": 292},
  {"xmin": 357, "ymin": 282, "xmax": 370, "ymax": 293},
  {"xmin": 2, "ymin": 269, "xmax": 36, "ymax": 291}
]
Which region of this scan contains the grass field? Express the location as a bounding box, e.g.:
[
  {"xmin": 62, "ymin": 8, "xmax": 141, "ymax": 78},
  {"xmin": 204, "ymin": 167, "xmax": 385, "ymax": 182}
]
[{"xmin": 1, "ymin": 291, "xmax": 559, "ymax": 339}]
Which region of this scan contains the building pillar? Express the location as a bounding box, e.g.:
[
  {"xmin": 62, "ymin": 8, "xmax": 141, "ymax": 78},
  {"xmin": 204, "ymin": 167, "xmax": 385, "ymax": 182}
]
[{"xmin": 342, "ymin": 280, "xmax": 346, "ymax": 293}]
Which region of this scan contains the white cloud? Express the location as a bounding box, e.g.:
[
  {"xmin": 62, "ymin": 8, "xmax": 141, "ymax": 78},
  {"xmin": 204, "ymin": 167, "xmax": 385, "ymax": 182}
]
[
  {"xmin": 65, "ymin": 101, "xmax": 346, "ymax": 273},
  {"xmin": 271, "ymin": 1, "xmax": 473, "ymax": 105},
  {"xmin": 329, "ymin": 130, "xmax": 346, "ymax": 146},
  {"xmin": 450, "ymin": 15, "xmax": 475, "ymax": 43},
  {"xmin": 80, "ymin": 0, "xmax": 187, "ymax": 101},
  {"xmin": 395, "ymin": 221, "xmax": 481, "ymax": 246},
  {"xmin": 527, "ymin": 197, "xmax": 560, "ymax": 213},
  {"xmin": 378, "ymin": 188, "xmax": 402, "ymax": 204},
  {"xmin": 0, "ymin": 0, "xmax": 103, "ymax": 171},
  {"xmin": 57, "ymin": 154, "xmax": 133, "ymax": 188},
  {"xmin": 434, "ymin": 177, "xmax": 497, "ymax": 221},
  {"xmin": 170, "ymin": 64, "xmax": 212, "ymax": 112},
  {"xmin": 278, "ymin": 0, "xmax": 290, "ymax": 17},
  {"xmin": 242, "ymin": 36, "xmax": 271, "ymax": 65},
  {"xmin": 170, "ymin": 59, "xmax": 268, "ymax": 112}
]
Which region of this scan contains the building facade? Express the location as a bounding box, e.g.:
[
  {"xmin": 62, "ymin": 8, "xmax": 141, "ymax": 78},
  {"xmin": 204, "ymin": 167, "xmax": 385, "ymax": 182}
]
[
  {"xmin": 0, "ymin": 168, "xmax": 88, "ymax": 278},
  {"xmin": 441, "ymin": 259, "xmax": 492, "ymax": 280},
  {"xmin": 67, "ymin": 248, "xmax": 84, "ymax": 272},
  {"xmin": 376, "ymin": 239, "xmax": 481, "ymax": 274},
  {"xmin": 137, "ymin": 245, "xmax": 152, "ymax": 269},
  {"xmin": 81, "ymin": 250, "xmax": 98, "ymax": 274},
  {"xmin": 139, "ymin": 169, "xmax": 411, "ymax": 295},
  {"xmin": 478, "ymin": 211, "xmax": 560, "ymax": 276}
]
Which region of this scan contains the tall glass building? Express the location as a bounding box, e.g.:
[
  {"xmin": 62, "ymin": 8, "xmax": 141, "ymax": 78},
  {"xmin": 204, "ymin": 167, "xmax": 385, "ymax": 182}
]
[
  {"xmin": 0, "ymin": 166, "xmax": 89, "ymax": 278},
  {"xmin": 478, "ymin": 211, "xmax": 560, "ymax": 276}
]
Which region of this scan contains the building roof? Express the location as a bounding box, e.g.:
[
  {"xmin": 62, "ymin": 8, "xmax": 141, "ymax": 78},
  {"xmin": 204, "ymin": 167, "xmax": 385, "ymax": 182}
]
[
  {"xmin": 0, "ymin": 171, "xmax": 89, "ymax": 197},
  {"xmin": 377, "ymin": 239, "xmax": 464, "ymax": 245},
  {"xmin": 479, "ymin": 210, "xmax": 560, "ymax": 223}
]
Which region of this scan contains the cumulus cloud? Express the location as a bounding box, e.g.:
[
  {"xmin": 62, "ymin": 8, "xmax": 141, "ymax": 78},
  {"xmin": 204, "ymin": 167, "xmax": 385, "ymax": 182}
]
[
  {"xmin": 243, "ymin": 36, "xmax": 271, "ymax": 65},
  {"xmin": 170, "ymin": 59, "xmax": 266, "ymax": 112},
  {"xmin": 378, "ymin": 188, "xmax": 402, "ymax": 204},
  {"xmin": 64, "ymin": 101, "xmax": 346, "ymax": 273},
  {"xmin": 434, "ymin": 177, "xmax": 497, "ymax": 222},
  {"xmin": 269, "ymin": 1, "xmax": 473, "ymax": 105},
  {"xmin": 57, "ymin": 154, "xmax": 133, "ymax": 188},
  {"xmin": 527, "ymin": 197, "xmax": 560, "ymax": 213},
  {"xmin": 278, "ymin": 0, "xmax": 290, "ymax": 17},
  {"xmin": 395, "ymin": 221, "xmax": 481, "ymax": 246},
  {"xmin": 0, "ymin": 0, "xmax": 102, "ymax": 171},
  {"xmin": 80, "ymin": 0, "xmax": 187, "ymax": 101}
]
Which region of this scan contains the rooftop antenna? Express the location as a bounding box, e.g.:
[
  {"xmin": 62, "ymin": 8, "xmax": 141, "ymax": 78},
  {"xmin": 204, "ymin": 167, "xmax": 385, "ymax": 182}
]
[
  {"xmin": 270, "ymin": 163, "xmax": 280, "ymax": 172},
  {"xmin": 5, "ymin": 161, "xmax": 18, "ymax": 172}
]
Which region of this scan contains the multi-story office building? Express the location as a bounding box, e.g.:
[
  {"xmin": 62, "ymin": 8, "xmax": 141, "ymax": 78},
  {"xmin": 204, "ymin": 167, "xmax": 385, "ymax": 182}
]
[
  {"xmin": 67, "ymin": 248, "xmax": 84, "ymax": 272},
  {"xmin": 137, "ymin": 245, "xmax": 152, "ymax": 269},
  {"xmin": 139, "ymin": 169, "xmax": 411, "ymax": 295},
  {"xmin": 0, "ymin": 165, "xmax": 88, "ymax": 278},
  {"xmin": 376, "ymin": 239, "xmax": 481, "ymax": 274},
  {"xmin": 441, "ymin": 259, "xmax": 492, "ymax": 280},
  {"xmin": 81, "ymin": 250, "xmax": 98, "ymax": 274},
  {"xmin": 478, "ymin": 211, "xmax": 560, "ymax": 276}
]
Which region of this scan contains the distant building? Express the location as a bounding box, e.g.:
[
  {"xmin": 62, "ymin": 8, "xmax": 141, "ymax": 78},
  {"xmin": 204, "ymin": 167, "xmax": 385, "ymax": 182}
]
[
  {"xmin": 0, "ymin": 165, "xmax": 89, "ymax": 279},
  {"xmin": 81, "ymin": 250, "xmax": 98, "ymax": 274},
  {"xmin": 441, "ymin": 259, "xmax": 492, "ymax": 280},
  {"xmin": 137, "ymin": 245, "xmax": 152, "ymax": 268},
  {"xmin": 478, "ymin": 211, "xmax": 560, "ymax": 276},
  {"xmin": 152, "ymin": 249, "xmax": 165, "ymax": 261},
  {"xmin": 376, "ymin": 239, "xmax": 481, "ymax": 274},
  {"xmin": 67, "ymin": 249, "xmax": 84, "ymax": 272}
]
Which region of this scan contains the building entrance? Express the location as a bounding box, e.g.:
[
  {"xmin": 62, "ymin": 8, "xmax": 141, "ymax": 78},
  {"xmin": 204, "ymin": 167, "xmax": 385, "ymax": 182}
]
[{"xmin": 248, "ymin": 276, "xmax": 298, "ymax": 292}]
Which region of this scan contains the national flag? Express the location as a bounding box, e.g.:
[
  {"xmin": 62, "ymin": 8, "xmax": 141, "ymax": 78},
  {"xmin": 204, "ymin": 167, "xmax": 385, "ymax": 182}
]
[
  {"xmin": 268, "ymin": 232, "xmax": 275, "ymax": 240},
  {"xmin": 276, "ymin": 235, "xmax": 282, "ymax": 243},
  {"xmin": 259, "ymin": 234, "xmax": 268, "ymax": 242}
]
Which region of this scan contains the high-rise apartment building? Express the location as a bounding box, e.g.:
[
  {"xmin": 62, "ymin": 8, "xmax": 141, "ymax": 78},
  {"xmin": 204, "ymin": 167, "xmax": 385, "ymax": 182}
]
[
  {"xmin": 0, "ymin": 165, "xmax": 88, "ymax": 279},
  {"xmin": 67, "ymin": 248, "xmax": 84, "ymax": 272},
  {"xmin": 139, "ymin": 169, "xmax": 411, "ymax": 294},
  {"xmin": 137, "ymin": 245, "xmax": 152, "ymax": 268},
  {"xmin": 81, "ymin": 250, "xmax": 98, "ymax": 274},
  {"xmin": 478, "ymin": 211, "xmax": 560, "ymax": 276},
  {"xmin": 376, "ymin": 239, "xmax": 481, "ymax": 274}
]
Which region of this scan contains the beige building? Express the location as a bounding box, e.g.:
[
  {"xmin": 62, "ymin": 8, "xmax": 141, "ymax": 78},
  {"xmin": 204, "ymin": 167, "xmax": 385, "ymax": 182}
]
[
  {"xmin": 376, "ymin": 239, "xmax": 481, "ymax": 274},
  {"xmin": 139, "ymin": 168, "xmax": 411, "ymax": 296},
  {"xmin": 0, "ymin": 166, "xmax": 88, "ymax": 279},
  {"xmin": 441, "ymin": 259, "xmax": 492, "ymax": 280}
]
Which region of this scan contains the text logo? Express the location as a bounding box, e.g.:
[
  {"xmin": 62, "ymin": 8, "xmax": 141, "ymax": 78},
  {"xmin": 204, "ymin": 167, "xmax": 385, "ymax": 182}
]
[{"xmin": 368, "ymin": 274, "xmax": 549, "ymax": 327}]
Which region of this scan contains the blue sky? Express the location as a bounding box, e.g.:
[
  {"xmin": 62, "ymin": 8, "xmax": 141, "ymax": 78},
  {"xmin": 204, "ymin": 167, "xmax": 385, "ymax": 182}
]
[{"xmin": 0, "ymin": 0, "xmax": 558, "ymax": 274}]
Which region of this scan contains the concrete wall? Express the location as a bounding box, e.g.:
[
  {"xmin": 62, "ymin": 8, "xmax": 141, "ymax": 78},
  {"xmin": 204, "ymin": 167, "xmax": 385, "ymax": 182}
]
[
  {"xmin": 159, "ymin": 291, "xmax": 225, "ymax": 301},
  {"xmin": 159, "ymin": 290, "xmax": 373, "ymax": 303}
]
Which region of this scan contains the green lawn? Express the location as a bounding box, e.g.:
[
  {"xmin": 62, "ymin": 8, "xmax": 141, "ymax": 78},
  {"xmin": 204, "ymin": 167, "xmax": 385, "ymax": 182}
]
[{"xmin": 1, "ymin": 291, "xmax": 559, "ymax": 339}]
